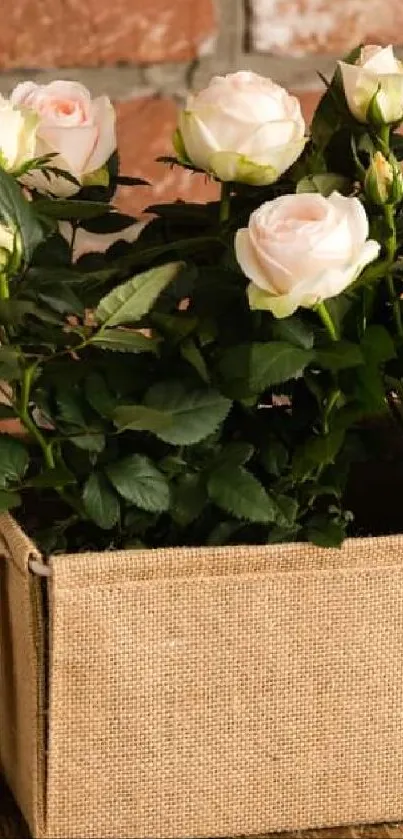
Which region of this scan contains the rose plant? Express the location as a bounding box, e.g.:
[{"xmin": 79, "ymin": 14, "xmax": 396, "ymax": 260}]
[{"xmin": 0, "ymin": 46, "xmax": 403, "ymax": 553}]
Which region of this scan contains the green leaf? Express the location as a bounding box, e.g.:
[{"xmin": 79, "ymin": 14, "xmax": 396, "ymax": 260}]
[
  {"xmin": 34, "ymin": 198, "xmax": 109, "ymax": 220},
  {"xmin": 83, "ymin": 473, "xmax": 120, "ymax": 529},
  {"xmin": 0, "ymin": 347, "xmax": 20, "ymax": 381},
  {"xmin": 180, "ymin": 339, "xmax": 210, "ymax": 382},
  {"xmin": 297, "ymin": 173, "xmax": 351, "ymax": 197},
  {"xmin": 315, "ymin": 341, "xmax": 364, "ymax": 371},
  {"xmin": 56, "ymin": 390, "xmax": 86, "ymax": 428},
  {"xmin": 113, "ymin": 404, "xmax": 173, "ymax": 434},
  {"xmin": 27, "ymin": 466, "xmax": 75, "ymax": 488},
  {"xmin": 292, "ymin": 431, "xmax": 345, "ymax": 479},
  {"xmin": 260, "ymin": 439, "xmax": 289, "ymax": 477},
  {"xmin": 145, "ymin": 382, "xmax": 232, "ymax": 445},
  {"xmin": 305, "ymin": 515, "xmax": 346, "ymax": 547},
  {"xmin": 69, "ymin": 433, "xmax": 105, "ymax": 453},
  {"xmin": 85, "ymin": 373, "xmax": 116, "ymax": 418},
  {"xmin": 95, "ymin": 262, "xmax": 183, "ymax": 328},
  {"xmin": 215, "ymin": 442, "xmax": 255, "ymax": 469},
  {"xmin": 171, "ymin": 473, "xmax": 206, "ymax": 527},
  {"xmin": 0, "ymin": 436, "xmax": 29, "ymax": 487},
  {"xmin": 274, "ymin": 494, "xmax": 299, "ymax": 528},
  {"xmin": 91, "ymin": 328, "xmax": 160, "ymax": 354},
  {"xmin": 0, "ymin": 168, "xmax": 43, "ymax": 262},
  {"xmin": 219, "ymin": 342, "xmax": 313, "ymax": 396},
  {"xmin": 0, "ymin": 489, "xmax": 21, "ymax": 512},
  {"xmin": 151, "ymin": 313, "xmax": 197, "ymax": 342},
  {"xmin": 207, "ymin": 465, "xmax": 278, "ymax": 524},
  {"xmin": 361, "ymin": 325, "xmax": 396, "ymax": 364},
  {"xmin": 106, "ymin": 454, "xmax": 170, "ymax": 513},
  {"xmin": 271, "ymin": 317, "xmax": 314, "ymax": 349},
  {"xmin": 250, "ymin": 343, "xmax": 314, "ymax": 389}
]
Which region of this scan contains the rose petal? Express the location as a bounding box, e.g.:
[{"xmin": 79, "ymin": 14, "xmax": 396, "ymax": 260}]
[{"xmin": 85, "ymin": 96, "xmax": 116, "ymax": 173}]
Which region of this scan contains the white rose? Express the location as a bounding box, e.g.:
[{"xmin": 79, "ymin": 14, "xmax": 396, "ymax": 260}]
[
  {"xmin": 0, "ymin": 95, "xmax": 38, "ymax": 172},
  {"xmin": 59, "ymin": 219, "xmax": 146, "ymax": 263},
  {"xmin": 176, "ymin": 71, "xmax": 306, "ymax": 186},
  {"xmin": 339, "ymin": 45, "xmax": 403, "ymax": 124},
  {"xmin": 235, "ymin": 192, "xmax": 380, "ymax": 318},
  {"xmin": 10, "ymin": 80, "xmax": 116, "ymax": 197}
]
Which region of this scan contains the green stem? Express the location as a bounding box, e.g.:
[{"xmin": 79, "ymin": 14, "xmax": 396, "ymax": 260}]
[
  {"xmin": 0, "ymin": 273, "xmax": 9, "ymax": 300},
  {"xmin": 219, "ymin": 182, "xmax": 231, "ymax": 224},
  {"xmin": 384, "ymin": 204, "xmax": 402, "ymax": 336},
  {"xmin": 322, "ymin": 388, "xmax": 341, "ymax": 435},
  {"xmin": 19, "ymin": 365, "xmax": 55, "ymax": 470},
  {"xmin": 315, "ymin": 301, "xmax": 339, "ymax": 341}
]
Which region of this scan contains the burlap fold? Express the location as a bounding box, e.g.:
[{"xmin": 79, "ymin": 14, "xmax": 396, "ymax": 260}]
[{"xmin": 1, "ymin": 514, "xmax": 403, "ymax": 838}]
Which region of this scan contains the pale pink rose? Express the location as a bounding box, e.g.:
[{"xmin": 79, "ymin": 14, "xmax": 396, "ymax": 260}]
[
  {"xmin": 59, "ymin": 219, "xmax": 146, "ymax": 263},
  {"xmin": 339, "ymin": 45, "xmax": 403, "ymax": 124},
  {"xmin": 235, "ymin": 191, "xmax": 380, "ymax": 318},
  {"xmin": 10, "ymin": 80, "xmax": 116, "ymax": 196},
  {"xmin": 176, "ymin": 71, "xmax": 306, "ymax": 185}
]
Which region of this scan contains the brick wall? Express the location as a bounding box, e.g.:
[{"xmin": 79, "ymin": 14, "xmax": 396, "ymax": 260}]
[{"xmin": 0, "ymin": 0, "xmax": 402, "ymax": 215}]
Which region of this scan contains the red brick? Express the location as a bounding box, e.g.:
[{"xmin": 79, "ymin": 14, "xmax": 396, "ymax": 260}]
[
  {"xmin": 249, "ymin": 0, "xmax": 403, "ymax": 56},
  {"xmin": 115, "ymin": 97, "xmax": 219, "ymax": 215},
  {"xmin": 294, "ymin": 89, "xmax": 321, "ymax": 124},
  {"xmin": 0, "ymin": 0, "xmax": 216, "ymax": 69}
]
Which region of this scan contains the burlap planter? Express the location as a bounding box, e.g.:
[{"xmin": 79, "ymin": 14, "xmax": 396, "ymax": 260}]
[{"xmin": 1, "ymin": 513, "xmax": 403, "ymax": 838}]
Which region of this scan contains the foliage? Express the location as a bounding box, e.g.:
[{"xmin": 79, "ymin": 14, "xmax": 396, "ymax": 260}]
[{"xmin": 1, "ymin": 48, "xmax": 403, "ymax": 554}]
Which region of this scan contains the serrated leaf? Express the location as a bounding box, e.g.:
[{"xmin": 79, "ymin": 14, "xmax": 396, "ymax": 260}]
[
  {"xmin": 91, "ymin": 328, "xmax": 160, "ymax": 354},
  {"xmin": 0, "ymin": 489, "xmax": 21, "ymax": 511},
  {"xmin": 145, "ymin": 382, "xmax": 232, "ymax": 445},
  {"xmin": 95, "ymin": 262, "xmax": 183, "ymax": 328},
  {"xmin": 215, "ymin": 442, "xmax": 254, "ymax": 468},
  {"xmin": 305, "ymin": 515, "xmax": 346, "ymax": 547},
  {"xmin": 250, "ymin": 343, "xmax": 313, "ymax": 390},
  {"xmin": 0, "ymin": 347, "xmax": 20, "ymax": 380},
  {"xmin": 271, "ymin": 317, "xmax": 314, "ymax": 349},
  {"xmin": 56, "ymin": 390, "xmax": 86, "ymax": 428},
  {"xmin": 260, "ymin": 440, "xmax": 289, "ymax": 477},
  {"xmin": 83, "ymin": 473, "xmax": 120, "ymax": 529},
  {"xmin": 361, "ymin": 325, "xmax": 396, "ymax": 364},
  {"xmin": 180, "ymin": 339, "xmax": 210, "ymax": 382},
  {"xmin": 106, "ymin": 454, "xmax": 170, "ymax": 513},
  {"xmin": 219, "ymin": 342, "xmax": 313, "ymax": 397},
  {"xmin": 0, "ymin": 168, "xmax": 43, "ymax": 262},
  {"xmin": 292, "ymin": 431, "xmax": 345, "ymax": 479},
  {"xmin": 27, "ymin": 466, "xmax": 75, "ymax": 488},
  {"xmin": 274, "ymin": 494, "xmax": 299, "ymax": 528},
  {"xmin": 34, "ymin": 198, "xmax": 109, "ymax": 220},
  {"xmin": 297, "ymin": 173, "xmax": 351, "ymax": 197},
  {"xmin": 69, "ymin": 433, "xmax": 105, "ymax": 453},
  {"xmin": 171, "ymin": 473, "xmax": 206, "ymax": 526},
  {"xmin": 0, "ymin": 436, "xmax": 29, "ymax": 487},
  {"xmin": 315, "ymin": 341, "xmax": 364, "ymax": 371},
  {"xmin": 85, "ymin": 373, "xmax": 116, "ymax": 418},
  {"xmin": 207, "ymin": 465, "xmax": 278, "ymax": 523},
  {"xmin": 113, "ymin": 404, "xmax": 173, "ymax": 433}
]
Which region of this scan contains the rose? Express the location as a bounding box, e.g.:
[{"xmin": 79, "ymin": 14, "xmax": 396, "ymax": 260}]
[
  {"xmin": 365, "ymin": 151, "xmax": 403, "ymax": 205},
  {"xmin": 59, "ymin": 219, "xmax": 146, "ymax": 262},
  {"xmin": 0, "ymin": 95, "xmax": 38, "ymax": 172},
  {"xmin": 175, "ymin": 71, "xmax": 306, "ymax": 186},
  {"xmin": 235, "ymin": 192, "xmax": 380, "ymax": 318},
  {"xmin": 10, "ymin": 80, "xmax": 116, "ymax": 196},
  {"xmin": 339, "ymin": 45, "xmax": 403, "ymax": 125}
]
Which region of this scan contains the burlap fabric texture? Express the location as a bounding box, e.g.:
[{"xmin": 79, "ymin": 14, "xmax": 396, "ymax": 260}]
[{"xmin": 1, "ymin": 513, "xmax": 403, "ymax": 839}]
